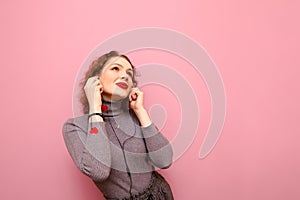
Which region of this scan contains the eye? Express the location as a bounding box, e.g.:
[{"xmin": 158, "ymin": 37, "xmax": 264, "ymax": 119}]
[
  {"xmin": 127, "ymin": 72, "xmax": 133, "ymax": 77},
  {"xmin": 112, "ymin": 66, "xmax": 119, "ymax": 71}
]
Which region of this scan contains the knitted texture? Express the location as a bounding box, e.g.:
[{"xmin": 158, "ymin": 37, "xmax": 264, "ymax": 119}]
[{"xmin": 62, "ymin": 99, "xmax": 173, "ymax": 199}]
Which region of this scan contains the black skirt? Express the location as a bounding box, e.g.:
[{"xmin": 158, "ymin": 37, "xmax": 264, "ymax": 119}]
[{"xmin": 105, "ymin": 171, "xmax": 174, "ymax": 200}]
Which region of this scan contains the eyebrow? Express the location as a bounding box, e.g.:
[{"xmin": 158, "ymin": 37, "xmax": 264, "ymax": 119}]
[{"xmin": 111, "ymin": 63, "xmax": 133, "ymax": 71}]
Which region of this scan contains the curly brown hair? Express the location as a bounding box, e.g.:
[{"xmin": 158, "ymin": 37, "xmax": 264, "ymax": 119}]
[{"xmin": 79, "ymin": 51, "xmax": 138, "ymax": 114}]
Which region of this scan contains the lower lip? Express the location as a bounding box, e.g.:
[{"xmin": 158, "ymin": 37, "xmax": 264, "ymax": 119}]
[{"xmin": 116, "ymin": 83, "xmax": 128, "ymax": 89}]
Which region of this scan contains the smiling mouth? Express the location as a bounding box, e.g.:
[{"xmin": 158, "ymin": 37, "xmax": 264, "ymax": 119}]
[{"xmin": 116, "ymin": 82, "xmax": 128, "ymax": 89}]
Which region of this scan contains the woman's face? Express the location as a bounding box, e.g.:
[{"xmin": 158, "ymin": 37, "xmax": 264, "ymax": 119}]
[{"xmin": 99, "ymin": 56, "xmax": 134, "ymax": 101}]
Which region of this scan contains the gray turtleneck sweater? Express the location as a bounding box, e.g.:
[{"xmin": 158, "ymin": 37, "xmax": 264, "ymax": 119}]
[{"xmin": 62, "ymin": 99, "xmax": 173, "ymax": 199}]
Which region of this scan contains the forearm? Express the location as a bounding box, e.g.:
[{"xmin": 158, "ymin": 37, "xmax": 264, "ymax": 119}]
[
  {"xmin": 142, "ymin": 123, "xmax": 173, "ymax": 169},
  {"xmin": 84, "ymin": 121, "xmax": 111, "ymax": 168},
  {"xmin": 134, "ymin": 108, "xmax": 152, "ymax": 127},
  {"xmin": 62, "ymin": 117, "xmax": 111, "ymax": 182}
]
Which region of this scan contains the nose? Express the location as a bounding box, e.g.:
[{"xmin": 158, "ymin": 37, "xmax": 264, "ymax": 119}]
[{"xmin": 121, "ymin": 73, "xmax": 129, "ymax": 81}]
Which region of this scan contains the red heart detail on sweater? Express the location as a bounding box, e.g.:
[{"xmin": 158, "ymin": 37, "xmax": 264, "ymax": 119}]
[
  {"xmin": 101, "ymin": 105, "xmax": 108, "ymax": 111},
  {"xmin": 89, "ymin": 127, "xmax": 98, "ymax": 134}
]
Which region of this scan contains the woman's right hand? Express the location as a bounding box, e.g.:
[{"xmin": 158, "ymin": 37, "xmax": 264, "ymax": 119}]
[{"xmin": 84, "ymin": 75, "xmax": 103, "ymax": 114}]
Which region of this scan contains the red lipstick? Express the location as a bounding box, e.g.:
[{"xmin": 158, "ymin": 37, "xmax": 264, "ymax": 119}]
[{"xmin": 116, "ymin": 82, "xmax": 128, "ymax": 89}]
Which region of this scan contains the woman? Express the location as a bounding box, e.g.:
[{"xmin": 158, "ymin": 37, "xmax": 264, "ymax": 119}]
[{"xmin": 62, "ymin": 51, "xmax": 174, "ymax": 199}]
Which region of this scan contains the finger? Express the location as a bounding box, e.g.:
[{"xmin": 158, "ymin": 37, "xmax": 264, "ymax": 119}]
[
  {"xmin": 129, "ymin": 91, "xmax": 136, "ymax": 101},
  {"xmin": 95, "ymin": 84, "xmax": 103, "ymax": 90},
  {"xmin": 132, "ymin": 90, "xmax": 142, "ymax": 98},
  {"xmin": 85, "ymin": 76, "xmax": 99, "ymax": 86},
  {"xmin": 134, "ymin": 89, "xmax": 143, "ymax": 97},
  {"xmin": 91, "ymin": 76, "xmax": 102, "ymax": 86},
  {"xmin": 89, "ymin": 75, "xmax": 99, "ymax": 81},
  {"xmin": 91, "ymin": 79, "xmax": 101, "ymax": 86},
  {"xmin": 129, "ymin": 87, "xmax": 138, "ymax": 96},
  {"xmin": 128, "ymin": 90, "xmax": 134, "ymax": 100},
  {"xmin": 129, "ymin": 93, "xmax": 132, "ymax": 101},
  {"xmin": 92, "ymin": 76, "xmax": 100, "ymax": 83},
  {"xmin": 131, "ymin": 87, "xmax": 139, "ymax": 92},
  {"xmin": 131, "ymin": 93, "xmax": 137, "ymax": 101}
]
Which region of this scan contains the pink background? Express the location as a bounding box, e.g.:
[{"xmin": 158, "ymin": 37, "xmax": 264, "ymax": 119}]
[{"xmin": 1, "ymin": 0, "xmax": 300, "ymax": 199}]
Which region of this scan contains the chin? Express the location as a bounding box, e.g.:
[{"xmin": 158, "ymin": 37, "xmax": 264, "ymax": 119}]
[{"xmin": 111, "ymin": 93, "xmax": 129, "ymax": 101}]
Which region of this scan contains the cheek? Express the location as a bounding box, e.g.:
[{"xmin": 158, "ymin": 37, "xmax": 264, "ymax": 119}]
[
  {"xmin": 100, "ymin": 73, "xmax": 114, "ymax": 86},
  {"xmin": 128, "ymin": 78, "xmax": 134, "ymax": 87}
]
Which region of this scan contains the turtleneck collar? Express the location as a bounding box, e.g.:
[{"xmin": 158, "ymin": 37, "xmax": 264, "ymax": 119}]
[{"xmin": 101, "ymin": 98, "xmax": 126, "ymax": 117}]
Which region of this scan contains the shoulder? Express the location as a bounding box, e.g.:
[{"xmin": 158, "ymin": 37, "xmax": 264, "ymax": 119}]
[{"xmin": 63, "ymin": 114, "xmax": 89, "ymax": 131}]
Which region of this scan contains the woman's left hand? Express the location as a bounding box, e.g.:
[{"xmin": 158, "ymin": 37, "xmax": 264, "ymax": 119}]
[
  {"xmin": 129, "ymin": 87, "xmax": 153, "ymax": 127},
  {"xmin": 129, "ymin": 87, "xmax": 144, "ymax": 112}
]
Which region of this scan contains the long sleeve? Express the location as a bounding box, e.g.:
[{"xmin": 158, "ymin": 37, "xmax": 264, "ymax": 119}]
[
  {"xmin": 141, "ymin": 123, "xmax": 173, "ymax": 169},
  {"xmin": 62, "ymin": 116, "xmax": 111, "ymax": 182}
]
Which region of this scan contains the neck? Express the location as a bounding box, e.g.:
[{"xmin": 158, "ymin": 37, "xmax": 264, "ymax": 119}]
[{"xmin": 101, "ymin": 98, "xmax": 127, "ymax": 117}]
